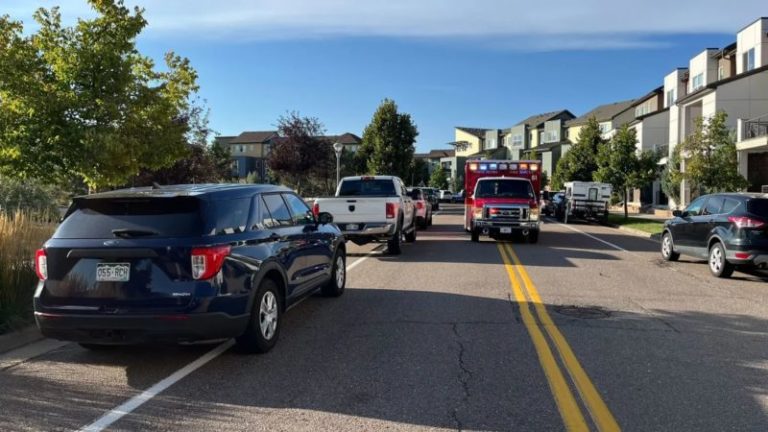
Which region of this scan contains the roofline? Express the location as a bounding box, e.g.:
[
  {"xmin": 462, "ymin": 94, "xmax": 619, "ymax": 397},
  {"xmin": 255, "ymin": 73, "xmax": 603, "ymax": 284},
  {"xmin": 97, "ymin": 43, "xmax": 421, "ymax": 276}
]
[
  {"xmin": 737, "ymin": 16, "xmax": 768, "ymax": 33},
  {"xmin": 675, "ymin": 64, "xmax": 768, "ymax": 105}
]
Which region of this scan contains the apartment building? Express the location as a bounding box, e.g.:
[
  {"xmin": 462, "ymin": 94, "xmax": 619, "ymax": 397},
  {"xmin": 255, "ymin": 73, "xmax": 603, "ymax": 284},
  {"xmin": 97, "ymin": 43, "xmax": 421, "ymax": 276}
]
[
  {"xmin": 453, "ymin": 127, "xmax": 489, "ymax": 158},
  {"xmin": 626, "ymin": 87, "xmax": 670, "ymax": 208},
  {"xmin": 502, "ymin": 110, "xmax": 575, "ymax": 176},
  {"xmin": 669, "ymin": 17, "xmax": 768, "ymax": 204},
  {"xmin": 566, "ymin": 99, "xmax": 636, "ymax": 143}
]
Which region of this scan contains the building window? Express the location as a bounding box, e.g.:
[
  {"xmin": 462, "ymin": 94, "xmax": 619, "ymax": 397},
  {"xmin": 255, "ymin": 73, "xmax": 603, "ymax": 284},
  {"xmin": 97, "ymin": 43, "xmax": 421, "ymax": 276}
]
[
  {"xmin": 666, "ymin": 89, "xmax": 676, "ymax": 107},
  {"xmin": 542, "ymin": 130, "xmax": 559, "ymax": 143},
  {"xmin": 718, "ymin": 65, "xmax": 724, "ymax": 80},
  {"xmin": 239, "ymin": 145, "xmax": 244, "ymax": 153},
  {"xmin": 511, "ymin": 134, "xmax": 524, "ymax": 147},
  {"xmin": 745, "ymin": 48, "xmax": 756, "ymax": 72},
  {"xmin": 599, "ymin": 123, "xmax": 611, "ymax": 134},
  {"xmin": 635, "ymin": 103, "xmax": 650, "ymax": 117},
  {"xmin": 691, "ymin": 73, "xmax": 704, "ymax": 91}
]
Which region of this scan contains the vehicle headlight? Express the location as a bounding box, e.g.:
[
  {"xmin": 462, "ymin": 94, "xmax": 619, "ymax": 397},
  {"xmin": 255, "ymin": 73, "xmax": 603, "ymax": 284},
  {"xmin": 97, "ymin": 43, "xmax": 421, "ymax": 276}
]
[
  {"xmin": 529, "ymin": 207, "xmax": 540, "ymax": 221},
  {"xmin": 473, "ymin": 208, "xmax": 483, "ymax": 220}
]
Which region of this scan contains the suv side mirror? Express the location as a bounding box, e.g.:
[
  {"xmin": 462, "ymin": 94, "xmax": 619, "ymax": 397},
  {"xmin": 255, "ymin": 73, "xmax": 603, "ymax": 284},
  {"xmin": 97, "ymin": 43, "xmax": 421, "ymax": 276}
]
[
  {"xmin": 672, "ymin": 210, "xmax": 682, "ymax": 217},
  {"xmin": 318, "ymin": 212, "xmax": 334, "ymax": 225}
]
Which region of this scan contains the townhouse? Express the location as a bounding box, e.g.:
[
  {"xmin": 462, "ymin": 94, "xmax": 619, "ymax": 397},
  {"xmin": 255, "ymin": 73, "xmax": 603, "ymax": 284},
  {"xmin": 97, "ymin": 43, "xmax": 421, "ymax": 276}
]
[
  {"xmin": 219, "ymin": 131, "xmax": 361, "ymax": 181},
  {"xmin": 668, "ymin": 17, "xmax": 768, "ymax": 205},
  {"xmin": 503, "ymin": 110, "xmax": 575, "ymax": 177}
]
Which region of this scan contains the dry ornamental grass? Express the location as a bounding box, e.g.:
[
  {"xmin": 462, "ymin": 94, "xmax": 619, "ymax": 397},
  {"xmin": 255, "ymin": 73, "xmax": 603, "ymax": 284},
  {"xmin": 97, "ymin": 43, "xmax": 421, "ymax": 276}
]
[{"xmin": 0, "ymin": 212, "xmax": 57, "ymax": 333}]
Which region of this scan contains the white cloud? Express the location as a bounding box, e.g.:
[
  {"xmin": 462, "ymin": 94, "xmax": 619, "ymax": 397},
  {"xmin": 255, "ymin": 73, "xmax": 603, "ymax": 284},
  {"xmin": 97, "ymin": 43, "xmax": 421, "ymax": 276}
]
[{"xmin": 4, "ymin": 0, "xmax": 765, "ymax": 50}]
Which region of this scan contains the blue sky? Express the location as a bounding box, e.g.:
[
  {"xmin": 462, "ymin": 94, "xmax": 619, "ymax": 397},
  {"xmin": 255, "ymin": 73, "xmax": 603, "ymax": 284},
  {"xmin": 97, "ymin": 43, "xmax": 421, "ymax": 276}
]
[{"xmin": 4, "ymin": 1, "xmax": 764, "ymax": 152}]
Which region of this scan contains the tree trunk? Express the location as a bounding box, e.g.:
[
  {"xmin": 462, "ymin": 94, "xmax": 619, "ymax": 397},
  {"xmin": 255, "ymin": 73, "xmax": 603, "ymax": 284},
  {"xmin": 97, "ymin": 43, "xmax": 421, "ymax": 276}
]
[{"xmin": 623, "ymin": 188, "xmax": 629, "ymax": 219}]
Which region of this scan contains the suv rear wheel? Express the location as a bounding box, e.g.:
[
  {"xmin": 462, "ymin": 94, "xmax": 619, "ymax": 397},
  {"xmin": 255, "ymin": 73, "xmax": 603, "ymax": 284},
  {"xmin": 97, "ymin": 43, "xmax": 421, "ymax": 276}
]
[
  {"xmin": 236, "ymin": 278, "xmax": 281, "ymax": 354},
  {"xmin": 709, "ymin": 242, "xmax": 734, "ymax": 278},
  {"xmin": 661, "ymin": 232, "xmax": 680, "ymax": 262}
]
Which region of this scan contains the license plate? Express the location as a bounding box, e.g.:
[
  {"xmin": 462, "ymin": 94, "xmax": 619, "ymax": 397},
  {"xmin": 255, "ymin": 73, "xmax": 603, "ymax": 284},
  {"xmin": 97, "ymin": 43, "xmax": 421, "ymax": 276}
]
[
  {"xmin": 96, "ymin": 263, "xmax": 130, "ymax": 282},
  {"xmin": 500, "ymin": 227, "xmax": 512, "ymax": 234},
  {"xmin": 346, "ymin": 224, "xmax": 359, "ymax": 231}
]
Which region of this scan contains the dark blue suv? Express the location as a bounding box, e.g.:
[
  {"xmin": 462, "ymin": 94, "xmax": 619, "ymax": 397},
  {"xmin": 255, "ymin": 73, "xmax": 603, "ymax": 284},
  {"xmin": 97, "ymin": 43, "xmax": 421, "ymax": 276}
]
[
  {"xmin": 34, "ymin": 184, "xmax": 346, "ymax": 353},
  {"xmin": 661, "ymin": 193, "xmax": 768, "ymax": 278}
]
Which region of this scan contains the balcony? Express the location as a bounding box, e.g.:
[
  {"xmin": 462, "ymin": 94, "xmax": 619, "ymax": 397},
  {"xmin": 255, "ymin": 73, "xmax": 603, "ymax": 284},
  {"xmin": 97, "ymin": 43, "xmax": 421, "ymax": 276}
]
[{"xmin": 744, "ymin": 114, "xmax": 768, "ymax": 139}]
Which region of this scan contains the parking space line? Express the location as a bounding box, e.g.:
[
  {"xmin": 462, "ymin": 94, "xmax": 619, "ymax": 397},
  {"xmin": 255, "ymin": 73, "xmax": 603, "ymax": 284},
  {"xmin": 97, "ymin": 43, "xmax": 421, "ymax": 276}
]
[
  {"xmin": 503, "ymin": 243, "xmax": 621, "ymax": 432},
  {"xmin": 78, "ymin": 246, "xmax": 382, "ymax": 432},
  {"xmin": 497, "ymin": 243, "xmax": 589, "ymax": 432}
]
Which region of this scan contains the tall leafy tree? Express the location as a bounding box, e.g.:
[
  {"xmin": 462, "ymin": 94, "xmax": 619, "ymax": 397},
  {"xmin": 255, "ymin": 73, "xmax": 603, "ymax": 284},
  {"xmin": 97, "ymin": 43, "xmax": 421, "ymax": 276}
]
[
  {"xmin": 0, "ymin": 1, "xmax": 201, "ymax": 189},
  {"xmin": 681, "ymin": 111, "xmax": 749, "ymax": 197},
  {"xmin": 661, "ymin": 144, "xmax": 683, "ymax": 208},
  {"xmin": 429, "ymin": 165, "xmax": 449, "ymax": 190},
  {"xmin": 356, "ymin": 99, "xmax": 418, "ymax": 180},
  {"xmin": 551, "ymin": 117, "xmax": 604, "ymax": 190},
  {"xmin": 268, "ymin": 112, "xmax": 325, "ymax": 195},
  {"xmin": 410, "ymin": 158, "xmax": 430, "ymax": 186},
  {"xmin": 595, "ymin": 125, "xmax": 660, "ymax": 218}
]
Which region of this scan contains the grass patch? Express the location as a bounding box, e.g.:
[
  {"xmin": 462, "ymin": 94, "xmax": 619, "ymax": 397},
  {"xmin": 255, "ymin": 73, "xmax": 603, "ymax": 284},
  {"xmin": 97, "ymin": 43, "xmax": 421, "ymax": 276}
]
[
  {"xmin": 0, "ymin": 212, "xmax": 56, "ymax": 334},
  {"xmin": 607, "ymin": 214, "xmax": 665, "ymax": 236}
]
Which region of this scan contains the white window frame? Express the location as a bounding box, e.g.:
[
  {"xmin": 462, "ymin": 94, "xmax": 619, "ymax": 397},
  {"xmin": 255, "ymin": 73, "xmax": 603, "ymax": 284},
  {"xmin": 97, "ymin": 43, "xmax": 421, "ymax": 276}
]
[
  {"xmin": 666, "ymin": 89, "xmax": 676, "ymax": 107},
  {"xmin": 692, "ymin": 73, "xmax": 704, "ymax": 91},
  {"xmin": 746, "ymin": 48, "xmax": 756, "ymax": 72}
]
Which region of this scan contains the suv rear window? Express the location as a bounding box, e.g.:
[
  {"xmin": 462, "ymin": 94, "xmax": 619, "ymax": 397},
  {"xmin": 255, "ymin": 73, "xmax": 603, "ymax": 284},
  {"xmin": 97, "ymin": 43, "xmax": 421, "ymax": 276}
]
[
  {"xmin": 338, "ymin": 179, "xmax": 396, "ymax": 197},
  {"xmin": 475, "ymin": 179, "xmax": 533, "ymax": 199},
  {"xmin": 747, "ymin": 199, "xmax": 768, "ymax": 217},
  {"xmin": 55, "ymin": 197, "xmax": 205, "ymax": 239}
]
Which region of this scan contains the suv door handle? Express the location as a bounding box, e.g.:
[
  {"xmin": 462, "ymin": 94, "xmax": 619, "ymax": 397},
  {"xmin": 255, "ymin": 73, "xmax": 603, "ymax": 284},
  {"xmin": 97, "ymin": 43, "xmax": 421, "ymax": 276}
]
[{"xmin": 268, "ymin": 233, "xmax": 281, "ymax": 241}]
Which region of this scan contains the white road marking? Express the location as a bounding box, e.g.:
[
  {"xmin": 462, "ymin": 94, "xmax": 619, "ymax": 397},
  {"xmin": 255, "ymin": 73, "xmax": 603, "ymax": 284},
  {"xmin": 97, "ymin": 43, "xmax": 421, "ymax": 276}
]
[
  {"xmin": 78, "ymin": 339, "xmax": 234, "ymax": 432},
  {"xmin": 550, "ymin": 219, "xmax": 642, "ymax": 257},
  {"xmin": 78, "ymin": 245, "xmax": 380, "ymax": 432}
]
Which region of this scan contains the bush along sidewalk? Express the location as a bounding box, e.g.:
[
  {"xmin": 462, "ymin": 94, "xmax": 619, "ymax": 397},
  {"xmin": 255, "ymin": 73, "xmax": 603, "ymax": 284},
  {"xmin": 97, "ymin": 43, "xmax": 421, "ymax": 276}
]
[{"xmin": 0, "ymin": 212, "xmax": 56, "ymax": 334}]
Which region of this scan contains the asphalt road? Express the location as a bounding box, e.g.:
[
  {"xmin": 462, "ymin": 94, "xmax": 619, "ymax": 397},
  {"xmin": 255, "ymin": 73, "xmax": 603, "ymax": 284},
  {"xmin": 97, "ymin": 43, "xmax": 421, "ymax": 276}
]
[{"xmin": 2, "ymin": 204, "xmax": 768, "ymax": 431}]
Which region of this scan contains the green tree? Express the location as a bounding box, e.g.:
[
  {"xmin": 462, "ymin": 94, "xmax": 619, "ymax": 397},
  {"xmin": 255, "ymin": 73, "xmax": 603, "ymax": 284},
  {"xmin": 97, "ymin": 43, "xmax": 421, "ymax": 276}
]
[
  {"xmin": 410, "ymin": 158, "xmax": 430, "ymax": 186},
  {"xmin": 0, "ymin": 1, "xmax": 200, "ymax": 190},
  {"xmin": 595, "ymin": 125, "xmax": 660, "ymax": 219},
  {"xmin": 661, "ymin": 144, "xmax": 683, "ymax": 208},
  {"xmin": 429, "ymin": 165, "xmax": 449, "ymax": 190},
  {"xmin": 552, "ymin": 117, "xmax": 604, "ymax": 190},
  {"xmin": 681, "ymin": 112, "xmax": 749, "ymax": 197},
  {"xmin": 356, "ymin": 99, "xmax": 418, "ymax": 180}
]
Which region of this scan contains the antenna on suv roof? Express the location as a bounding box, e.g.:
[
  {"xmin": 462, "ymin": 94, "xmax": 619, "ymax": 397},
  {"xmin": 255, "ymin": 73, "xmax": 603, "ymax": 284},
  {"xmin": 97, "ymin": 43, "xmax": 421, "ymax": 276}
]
[{"xmin": 152, "ymin": 182, "xmax": 162, "ymax": 190}]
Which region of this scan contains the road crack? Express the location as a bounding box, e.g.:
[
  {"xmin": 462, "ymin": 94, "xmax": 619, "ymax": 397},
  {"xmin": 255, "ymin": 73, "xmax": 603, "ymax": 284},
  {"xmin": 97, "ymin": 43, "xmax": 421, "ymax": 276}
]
[{"xmin": 450, "ymin": 323, "xmax": 473, "ymax": 431}]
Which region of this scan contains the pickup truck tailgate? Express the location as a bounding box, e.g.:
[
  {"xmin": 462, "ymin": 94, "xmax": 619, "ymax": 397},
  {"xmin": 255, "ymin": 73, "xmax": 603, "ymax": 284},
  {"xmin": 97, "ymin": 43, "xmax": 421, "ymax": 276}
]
[{"xmin": 316, "ymin": 198, "xmax": 388, "ymax": 224}]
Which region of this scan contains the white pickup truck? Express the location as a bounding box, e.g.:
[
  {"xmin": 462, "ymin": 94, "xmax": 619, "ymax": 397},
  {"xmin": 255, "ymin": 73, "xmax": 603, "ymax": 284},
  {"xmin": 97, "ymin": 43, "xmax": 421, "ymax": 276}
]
[{"xmin": 313, "ymin": 176, "xmax": 417, "ymax": 255}]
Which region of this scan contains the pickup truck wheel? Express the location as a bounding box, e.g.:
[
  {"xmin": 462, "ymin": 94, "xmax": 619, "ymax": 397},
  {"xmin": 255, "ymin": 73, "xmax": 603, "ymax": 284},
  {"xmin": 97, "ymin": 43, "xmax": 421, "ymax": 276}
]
[
  {"xmin": 471, "ymin": 228, "xmax": 480, "ymax": 242},
  {"xmin": 236, "ymin": 278, "xmax": 281, "ymax": 354},
  {"xmin": 427, "ymin": 214, "xmax": 433, "ymax": 226},
  {"xmin": 405, "ymin": 217, "xmax": 417, "ymax": 243},
  {"xmin": 527, "ymin": 230, "xmax": 539, "ymax": 244},
  {"xmin": 387, "ymin": 225, "xmax": 402, "ymax": 255},
  {"xmin": 321, "ymin": 249, "xmax": 346, "ymax": 297}
]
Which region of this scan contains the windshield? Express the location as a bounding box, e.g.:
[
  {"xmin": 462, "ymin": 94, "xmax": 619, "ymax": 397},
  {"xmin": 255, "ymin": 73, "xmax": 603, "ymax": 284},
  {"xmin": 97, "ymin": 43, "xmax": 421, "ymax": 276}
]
[
  {"xmin": 475, "ymin": 179, "xmax": 533, "ymax": 199},
  {"xmin": 338, "ymin": 179, "xmax": 397, "ymax": 197}
]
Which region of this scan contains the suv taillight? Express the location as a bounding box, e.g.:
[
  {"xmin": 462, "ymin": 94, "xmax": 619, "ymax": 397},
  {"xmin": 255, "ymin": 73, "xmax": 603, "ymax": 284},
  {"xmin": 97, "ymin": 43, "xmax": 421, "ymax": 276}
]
[
  {"xmin": 191, "ymin": 245, "xmax": 231, "ymax": 280},
  {"xmin": 35, "ymin": 248, "xmax": 47, "ymax": 281},
  {"xmin": 416, "ymin": 201, "xmax": 424, "ymax": 210},
  {"xmin": 313, "ymin": 202, "xmax": 320, "ymax": 216},
  {"xmin": 729, "ymin": 216, "xmax": 765, "ymax": 229},
  {"xmin": 386, "ymin": 203, "xmax": 396, "ymax": 219}
]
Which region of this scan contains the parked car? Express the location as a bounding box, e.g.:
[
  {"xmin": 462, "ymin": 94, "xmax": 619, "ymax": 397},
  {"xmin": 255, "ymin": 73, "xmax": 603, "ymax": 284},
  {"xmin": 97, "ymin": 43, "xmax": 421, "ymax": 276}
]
[
  {"xmin": 34, "ymin": 184, "xmax": 346, "ymax": 353},
  {"xmin": 407, "ymin": 187, "xmax": 433, "ymax": 228},
  {"xmin": 439, "ymin": 190, "xmax": 453, "ymax": 203},
  {"xmin": 313, "ymin": 176, "xmax": 417, "ymax": 255},
  {"xmin": 661, "ymin": 193, "xmax": 768, "ymax": 278},
  {"xmin": 422, "ymin": 187, "xmax": 440, "ymax": 211},
  {"xmin": 452, "ymin": 190, "xmax": 465, "ymax": 204},
  {"xmin": 542, "ymin": 191, "xmax": 565, "ymax": 216}
]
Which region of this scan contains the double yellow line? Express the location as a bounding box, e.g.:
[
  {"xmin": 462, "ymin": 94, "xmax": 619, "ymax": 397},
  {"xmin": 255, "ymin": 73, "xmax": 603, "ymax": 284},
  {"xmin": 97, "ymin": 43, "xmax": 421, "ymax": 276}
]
[{"xmin": 497, "ymin": 243, "xmax": 620, "ymax": 432}]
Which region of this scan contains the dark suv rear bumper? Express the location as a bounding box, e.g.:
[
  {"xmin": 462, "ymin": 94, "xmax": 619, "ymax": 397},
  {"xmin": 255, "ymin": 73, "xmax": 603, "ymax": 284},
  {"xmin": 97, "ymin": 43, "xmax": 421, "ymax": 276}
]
[
  {"xmin": 35, "ymin": 311, "xmax": 249, "ymax": 344},
  {"xmin": 725, "ymin": 250, "xmax": 768, "ymax": 267}
]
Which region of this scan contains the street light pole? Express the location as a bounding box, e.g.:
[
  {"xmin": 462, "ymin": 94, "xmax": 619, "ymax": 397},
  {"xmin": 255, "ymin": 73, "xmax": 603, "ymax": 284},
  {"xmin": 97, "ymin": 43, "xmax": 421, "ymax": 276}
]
[{"xmin": 333, "ymin": 142, "xmax": 344, "ymax": 189}]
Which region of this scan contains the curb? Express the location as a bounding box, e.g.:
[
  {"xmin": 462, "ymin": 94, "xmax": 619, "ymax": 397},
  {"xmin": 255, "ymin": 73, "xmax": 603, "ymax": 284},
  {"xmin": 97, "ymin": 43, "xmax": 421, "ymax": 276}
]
[
  {"xmin": 0, "ymin": 325, "xmax": 44, "ymax": 355},
  {"xmin": 607, "ymin": 224, "xmax": 661, "ymax": 241}
]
